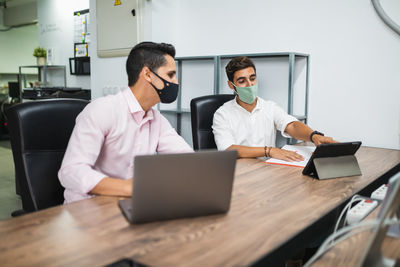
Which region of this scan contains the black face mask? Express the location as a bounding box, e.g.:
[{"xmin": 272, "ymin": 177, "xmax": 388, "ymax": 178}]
[{"xmin": 149, "ymin": 69, "xmax": 179, "ymax": 104}]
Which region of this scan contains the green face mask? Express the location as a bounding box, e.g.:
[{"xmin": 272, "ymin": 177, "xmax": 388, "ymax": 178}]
[{"xmin": 232, "ymin": 82, "xmax": 258, "ymax": 104}]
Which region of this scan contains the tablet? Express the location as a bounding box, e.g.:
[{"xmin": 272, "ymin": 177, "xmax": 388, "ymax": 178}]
[{"xmin": 302, "ymin": 141, "xmax": 362, "ymax": 178}]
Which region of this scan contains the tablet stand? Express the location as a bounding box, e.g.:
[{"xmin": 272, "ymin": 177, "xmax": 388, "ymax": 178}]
[{"xmin": 313, "ymin": 155, "xmax": 362, "ymax": 180}]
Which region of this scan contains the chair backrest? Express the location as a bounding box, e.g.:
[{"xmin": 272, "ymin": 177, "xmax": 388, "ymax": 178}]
[
  {"xmin": 6, "ymin": 99, "xmax": 89, "ymax": 212},
  {"xmin": 190, "ymin": 94, "xmax": 235, "ymax": 150}
]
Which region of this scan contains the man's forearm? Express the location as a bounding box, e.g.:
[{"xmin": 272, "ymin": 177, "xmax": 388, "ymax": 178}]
[
  {"xmin": 284, "ymin": 121, "xmax": 313, "ymax": 142},
  {"xmin": 284, "ymin": 121, "xmax": 337, "ymax": 145},
  {"xmin": 89, "ymin": 177, "xmax": 133, "ymax": 197},
  {"xmin": 227, "ymin": 144, "xmax": 304, "ymax": 161},
  {"xmin": 227, "ymin": 145, "xmax": 266, "ymax": 158}
]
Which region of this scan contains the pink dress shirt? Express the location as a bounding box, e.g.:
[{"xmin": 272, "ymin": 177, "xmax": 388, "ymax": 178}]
[{"xmin": 58, "ymin": 88, "xmax": 193, "ymax": 203}]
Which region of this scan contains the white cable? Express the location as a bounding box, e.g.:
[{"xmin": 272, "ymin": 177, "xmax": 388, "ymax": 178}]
[
  {"xmin": 304, "ymin": 221, "xmax": 378, "ymax": 267},
  {"xmin": 321, "ymin": 220, "xmax": 377, "ymax": 252},
  {"xmin": 331, "ymin": 195, "xmax": 364, "ymax": 245},
  {"xmin": 371, "ymin": 0, "xmax": 400, "ymax": 36},
  {"xmin": 327, "ymin": 220, "xmax": 393, "ymax": 251},
  {"xmin": 320, "ymin": 219, "xmax": 378, "ymax": 255},
  {"xmin": 304, "ymin": 220, "xmax": 378, "ymax": 267},
  {"xmin": 322, "ymin": 218, "xmax": 399, "ymax": 261},
  {"xmin": 304, "ymin": 218, "xmax": 399, "ymax": 267}
]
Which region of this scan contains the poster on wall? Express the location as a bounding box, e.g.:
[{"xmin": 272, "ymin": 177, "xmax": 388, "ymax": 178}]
[
  {"xmin": 74, "ymin": 9, "xmax": 90, "ymax": 44},
  {"xmin": 74, "ymin": 43, "xmax": 88, "ymax": 57}
]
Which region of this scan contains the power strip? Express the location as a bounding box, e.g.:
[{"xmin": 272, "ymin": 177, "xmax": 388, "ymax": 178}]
[
  {"xmin": 370, "ymin": 184, "xmax": 388, "ymax": 201},
  {"xmin": 346, "ymin": 199, "xmax": 378, "ymax": 225}
]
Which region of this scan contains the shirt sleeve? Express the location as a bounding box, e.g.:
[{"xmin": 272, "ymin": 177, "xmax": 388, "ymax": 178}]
[
  {"xmin": 271, "ymin": 102, "xmax": 298, "ymax": 138},
  {"xmin": 212, "ymin": 108, "xmax": 235, "ymax": 151},
  {"xmin": 156, "ymin": 115, "xmax": 193, "ymax": 153},
  {"xmin": 58, "ymin": 101, "xmax": 111, "ymax": 196}
]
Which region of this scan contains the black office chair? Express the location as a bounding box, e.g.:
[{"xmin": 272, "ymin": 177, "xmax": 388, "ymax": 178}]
[
  {"xmin": 190, "ymin": 94, "xmax": 235, "ymax": 150},
  {"xmin": 6, "ymin": 99, "xmax": 89, "ymax": 216}
]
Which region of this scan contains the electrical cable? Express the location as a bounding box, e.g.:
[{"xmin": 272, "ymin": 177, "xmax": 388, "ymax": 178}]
[
  {"xmin": 331, "ymin": 194, "xmax": 364, "ymax": 245},
  {"xmin": 371, "ymin": 0, "xmax": 400, "ymax": 36},
  {"xmin": 304, "ymin": 218, "xmax": 399, "ymax": 267}
]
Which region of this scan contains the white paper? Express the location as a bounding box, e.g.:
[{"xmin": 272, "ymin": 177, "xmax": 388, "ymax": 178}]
[{"xmin": 265, "ymin": 145, "xmax": 315, "ymax": 167}]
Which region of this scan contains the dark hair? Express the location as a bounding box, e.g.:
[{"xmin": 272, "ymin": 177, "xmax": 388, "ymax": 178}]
[
  {"xmin": 126, "ymin": 42, "xmax": 176, "ymax": 86},
  {"xmin": 225, "ymin": 56, "xmax": 256, "ymax": 82}
]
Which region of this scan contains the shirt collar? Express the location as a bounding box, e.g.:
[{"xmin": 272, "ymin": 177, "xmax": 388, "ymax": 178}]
[
  {"xmin": 123, "ymin": 88, "xmax": 154, "ymax": 124},
  {"xmin": 232, "ymin": 96, "xmax": 261, "ymax": 114}
]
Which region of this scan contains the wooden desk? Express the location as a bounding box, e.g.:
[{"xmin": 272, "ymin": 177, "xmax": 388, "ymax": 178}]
[{"xmin": 0, "ymin": 146, "xmax": 399, "ymax": 267}]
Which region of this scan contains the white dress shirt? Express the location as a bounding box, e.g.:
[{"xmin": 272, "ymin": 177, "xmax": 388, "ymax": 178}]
[{"xmin": 212, "ymin": 97, "xmax": 297, "ymax": 150}]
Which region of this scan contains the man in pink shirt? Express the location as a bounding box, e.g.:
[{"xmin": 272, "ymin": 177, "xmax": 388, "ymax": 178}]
[{"xmin": 58, "ymin": 42, "xmax": 193, "ymax": 203}]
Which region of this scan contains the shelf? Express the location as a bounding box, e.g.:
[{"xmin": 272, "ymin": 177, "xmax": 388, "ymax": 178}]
[
  {"xmin": 19, "ymin": 65, "xmax": 67, "ymax": 102},
  {"xmin": 293, "ymin": 115, "xmax": 307, "ymax": 121},
  {"xmin": 22, "ymin": 88, "xmax": 91, "ymax": 100},
  {"xmin": 219, "ymin": 52, "xmax": 309, "ymax": 59},
  {"xmin": 159, "ymin": 109, "xmax": 191, "ymax": 114},
  {"xmin": 0, "ymin": 72, "xmax": 19, "ymax": 75},
  {"xmin": 159, "ymin": 110, "xmax": 306, "ymax": 119},
  {"xmin": 175, "ymin": 56, "xmax": 217, "ymax": 61},
  {"xmin": 158, "ymin": 52, "xmax": 309, "ymax": 140},
  {"xmin": 19, "ymin": 65, "xmax": 66, "ymax": 68}
]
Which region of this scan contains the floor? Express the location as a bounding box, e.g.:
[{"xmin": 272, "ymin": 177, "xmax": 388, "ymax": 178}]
[{"xmin": 0, "ymin": 140, "xmax": 22, "ymax": 220}]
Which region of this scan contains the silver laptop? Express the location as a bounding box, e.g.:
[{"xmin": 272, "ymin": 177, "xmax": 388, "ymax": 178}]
[{"xmin": 118, "ymin": 150, "xmax": 237, "ymax": 224}]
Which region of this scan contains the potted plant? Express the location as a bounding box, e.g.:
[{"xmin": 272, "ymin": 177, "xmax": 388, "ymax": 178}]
[{"xmin": 33, "ymin": 47, "xmax": 47, "ymax": 66}]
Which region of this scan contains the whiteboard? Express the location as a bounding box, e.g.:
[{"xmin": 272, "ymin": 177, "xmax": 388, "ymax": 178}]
[{"xmin": 96, "ymin": 0, "xmax": 141, "ymax": 58}]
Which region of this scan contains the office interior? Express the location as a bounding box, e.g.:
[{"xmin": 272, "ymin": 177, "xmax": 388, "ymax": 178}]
[{"xmin": 0, "ymin": 0, "xmax": 399, "ymax": 266}]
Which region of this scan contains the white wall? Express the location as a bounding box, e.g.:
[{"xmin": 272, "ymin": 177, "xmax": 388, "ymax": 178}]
[
  {"xmin": 89, "ymin": 0, "xmax": 400, "ymax": 149},
  {"xmin": 37, "ymin": 0, "xmax": 90, "ymax": 89},
  {"xmin": 0, "ymin": 8, "xmax": 38, "ymax": 73}
]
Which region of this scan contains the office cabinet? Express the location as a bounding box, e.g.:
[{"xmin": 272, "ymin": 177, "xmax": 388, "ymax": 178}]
[{"xmin": 96, "ymin": 0, "xmax": 142, "ymax": 57}]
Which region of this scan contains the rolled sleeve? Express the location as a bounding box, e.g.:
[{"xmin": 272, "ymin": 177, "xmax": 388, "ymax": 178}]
[
  {"xmin": 272, "ymin": 102, "xmax": 298, "ymax": 138},
  {"xmin": 212, "ymin": 109, "xmax": 235, "ymax": 151},
  {"xmin": 58, "ymin": 102, "xmax": 110, "ymax": 201}
]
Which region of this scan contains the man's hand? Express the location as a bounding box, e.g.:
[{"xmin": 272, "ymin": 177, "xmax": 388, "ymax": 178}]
[
  {"xmin": 312, "ymin": 135, "xmax": 338, "ymax": 146},
  {"xmin": 269, "ymin": 147, "xmax": 304, "ymax": 162}
]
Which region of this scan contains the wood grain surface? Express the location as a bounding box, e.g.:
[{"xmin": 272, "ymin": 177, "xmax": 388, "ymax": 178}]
[{"xmin": 0, "ymin": 146, "xmax": 399, "ymax": 267}]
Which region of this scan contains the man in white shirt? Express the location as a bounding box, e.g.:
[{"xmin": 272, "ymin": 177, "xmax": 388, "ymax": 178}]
[{"xmin": 212, "ymin": 56, "xmax": 336, "ymax": 161}]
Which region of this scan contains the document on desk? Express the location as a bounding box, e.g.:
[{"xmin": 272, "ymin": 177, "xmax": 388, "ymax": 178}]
[{"xmin": 265, "ymin": 145, "xmax": 315, "ymax": 168}]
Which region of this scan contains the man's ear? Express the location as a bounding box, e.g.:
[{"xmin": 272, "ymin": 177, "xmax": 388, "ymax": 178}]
[
  {"xmin": 227, "ymin": 80, "xmax": 235, "ymax": 90},
  {"xmin": 141, "ymin": 66, "xmax": 152, "ymax": 83}
]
